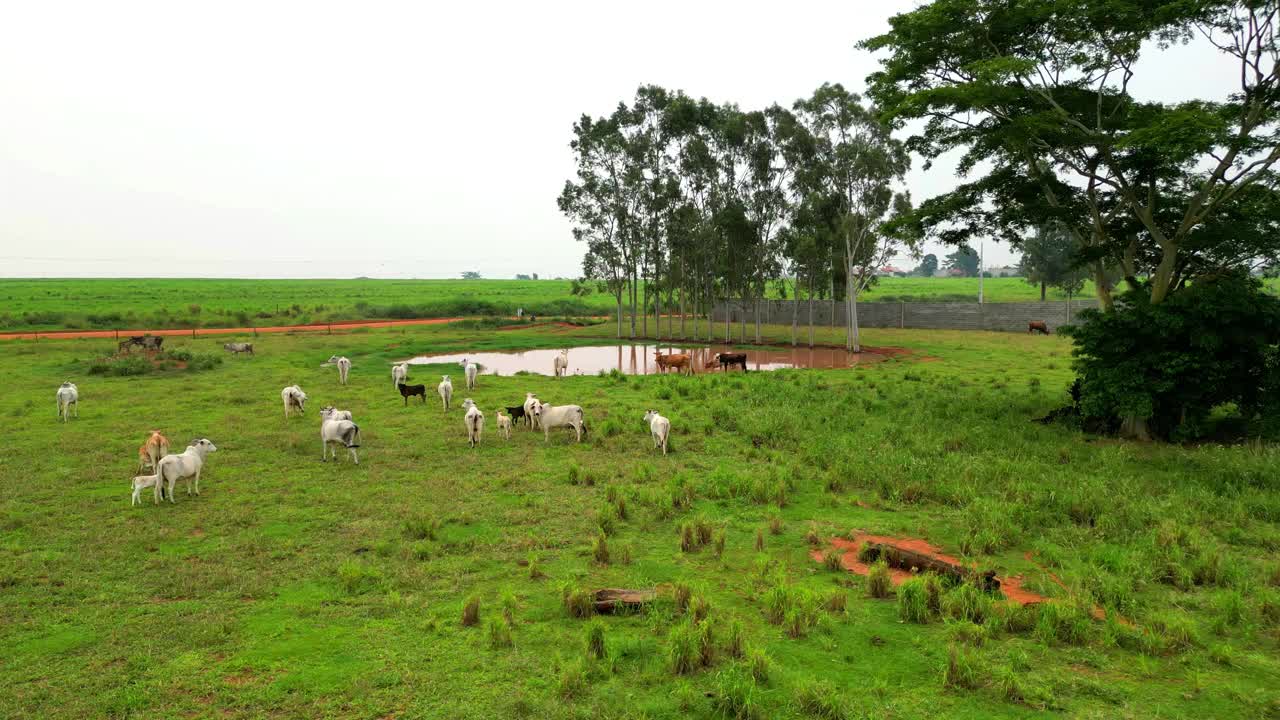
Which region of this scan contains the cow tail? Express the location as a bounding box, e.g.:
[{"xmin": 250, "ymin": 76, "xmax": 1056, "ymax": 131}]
[{"xmin": 347, "ymin": 423, "xmax": 361, "ymax": 448}]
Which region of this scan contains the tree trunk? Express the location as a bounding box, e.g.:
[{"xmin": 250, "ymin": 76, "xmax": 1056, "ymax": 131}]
[
  {"xmin": 616, "ymin": 296, "xmax": 623, "ymax": 339},
  {"xmin": 1040, "ymin": 281, "xmax": 1046, "ymax": 302},
  {"xmin": 851, "ymin": 291, "xmax": 861, "ymax": 353},
  {"xmin": 790, "ymin": 279, "xmax": 800, "ymax": 347},
  {"xmin": 807, "ymin": 271, "xmax": 815, "ymax": 348}
]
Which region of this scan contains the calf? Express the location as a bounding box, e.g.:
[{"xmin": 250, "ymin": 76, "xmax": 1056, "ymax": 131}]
[
  {"xmin": 1028, "ymin": 321, "xmax": 1050, "ymax": 335},
  {"xmin": 131, "ymin": 474, "xmax": 160, "ymax": 506},
  {"xmin": 462, "ymin": 399, "xmax": 485, "ymax": 448},
  {"xmin": 522, "ymin": 393, "xmax": 540, "ymax": 429},
  {"xmin": 437, "ymin": 375, "xmax": 453, "ymax": 411},
  {"xmin": 553, "ymin": 349, "xmax": 568, "ymax": 378},
  {"xmin": 496, "ymin": 410, "xmax": 512, "ymax": 440},
  {"xmin": 712, "ymin": 352, "xmax": 748, "ymax": 372},
  {"xmin": 643, "ymin": 410, "xmax": 671, "ymax": 456},
  {"xmin": 398, "ymin": 382, "xmax": 427, "ymax": 406},
  {"xmin": 56, "ymin": 381, "xmax": 79, "ymax": 422},
  {"xmin": 326, "ymin": 355, "xmax": 352, "ymax": 385},
  {"xmin": 391, "ymin": 362, "xmax": 409, "ymax": 388},
  {"xmin": 461, "ymin": 359, "xmax": 479, "ymax": 390},
  {"xmin": 505, "ymin": 404, "xmax": 527, "ymax": 427},
  {"xmin": 281, "ymin": 385, "xmax": 308, "ymax": 419}
]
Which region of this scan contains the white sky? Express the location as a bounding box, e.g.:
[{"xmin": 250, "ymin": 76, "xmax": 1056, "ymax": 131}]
[{"xmin": 0, "ymin": 1, "xmax": 1238, "ymax": 279}]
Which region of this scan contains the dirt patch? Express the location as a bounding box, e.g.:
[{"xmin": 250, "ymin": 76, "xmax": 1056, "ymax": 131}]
[{"xmin": 810, "ymin": 534, "xmax": 1050, "ymax": 606}]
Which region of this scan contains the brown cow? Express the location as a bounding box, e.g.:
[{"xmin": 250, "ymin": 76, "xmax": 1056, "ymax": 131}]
[
  {"xmin": 137, "ymin": 431, "xmax": 170, "ymax": 473},
  {"xmin": 654, "ymin": 352, "xmax": 694, "ymax": 375},
  {"xmin": 1028, "ymin": 321, "xmax": 1050, "ymax": 335}
]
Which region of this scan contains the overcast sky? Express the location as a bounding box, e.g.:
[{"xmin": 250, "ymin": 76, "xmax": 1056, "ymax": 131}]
[{"xmin": 0, "ymin": 1, "xmax": 1238, "ymax": 279}]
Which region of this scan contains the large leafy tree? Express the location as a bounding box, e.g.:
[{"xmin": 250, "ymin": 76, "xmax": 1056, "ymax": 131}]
[
  {"xmin": 862, "ymin": 0, "xmax": 1280, "ymax": 309},
  {"xmin": 1020, "ymin": 224, "xmax": 1086, "ymax": 301},
  {"xmin": 944, "ymin": 246, "xmax": 979, "ymax": 277},
  {"xmin": 863, "ymin": 0, "xmax": 1280, "ymax": 437}
]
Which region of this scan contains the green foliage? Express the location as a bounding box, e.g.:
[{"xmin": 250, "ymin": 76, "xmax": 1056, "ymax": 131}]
[
  {"xmin": 866, "ymin": 560, "xmax": 893, "ymax": 599},
  {"xmin": 1066, "ymin": 273, "xmax": 1280, "ymax": 440},
  {"xmin": 793, "ymin": 679, "xmax": 846, "ymax": 719},
  {"xmin": 711, "ymin": 665, "xmax": 761, "ymax": 720},
  {"xmin": 585, "ymin": 620, "xmax": 606, "ymax": 660}
]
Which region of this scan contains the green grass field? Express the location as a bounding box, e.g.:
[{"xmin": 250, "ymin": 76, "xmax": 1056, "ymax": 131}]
[
  {"xmin": 13, "ymin": 277, "xmax": 1272, "ymax": 333},
  {"xmin": 3, "ymin": 321, "xmax": 1278, "ymax": 718}
]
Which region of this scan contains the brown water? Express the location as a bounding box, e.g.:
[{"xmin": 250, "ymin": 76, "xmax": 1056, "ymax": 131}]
[{"xmin": 401, "ymin": 344, "xmax": 895, "ymax": 376}]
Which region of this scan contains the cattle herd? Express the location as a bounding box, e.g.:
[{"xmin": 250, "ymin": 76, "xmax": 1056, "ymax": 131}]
[{"xmin": 55, "ymin": 345, "xmax": 752, "ymax": 507}]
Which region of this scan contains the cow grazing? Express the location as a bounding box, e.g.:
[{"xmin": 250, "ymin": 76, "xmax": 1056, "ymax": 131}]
[
  {"xmin": 553, "ymin": 349, "xmax": 569, "ymax": 378},
  {"xmin": 137, "ymin": 431, "xmax": 170, "ymax": 472},
  {"xmin": 710, "ymin": 352, "xmax": 748, "ymax": 372},
  {"xmin": 532, "ymin": 401, "xmax": 586, "ymax": 443},
  {"xmin": 461, "ymin": 359, "xmax": 478, "ymax": 390},
  {"xmin": 131, "ymin": 474, "xmax": 160, "ymax": 506},
  {"xmin": 522, "ymin": 393, "xmax": 540, "ymax": 429},
  {"xmin": 643, "ymin": 410, "xmax": 671, "ymax": 456},
  {"xmin": 118, "ymin": 336, "xmax": 145, "ymax": 353},
  {"xmin": 398, "ymin": 382, "xmax": 427, "ymax": 406},
  {"xmin": 281, "ymin": 385, "xmax": 308, "ymax": 419},
  {"xmin": 56, "ymin": 381, "xmax": 79, "ymax": 422},
  {"xmin": 224, "ymin": 342, "xmax": 254, "ymax": 355},
  {"xmin": 320, "ymin": 406, "xmax": 361, "ymax": 463},
  {"xmin": 437, "ymin": 375, "xmax": 453, "ymax": 411},
  {"xmin": 463, "ymin": 399, "xmax": 485, "ymax": 448},
  {"xmin": 141, "ymin": 336, "xmax": 163, "ymax": 351},
  {"xmin": 496, "ymin": 410, "xmax": 512, "ymax": 440},
  {"xmin": 326, "ymin": 356, "xmax": 352, "ymax": 385},
  {"xmin": 119, "ymin": 336, "xmax": 164, "ymax": 353},
  {"xmin": 654, "ymin": 352, "xmax": 693, "ymax": 375},
  {"xmin": 155, "ymin": 439, "xmax": 217, "ymax": 503},
  {"xmin": 391, "ymin": 362, "xmax": 409, "ymax": 388},
  {"xmin": 1028, "ymin": 321, "xmax": 1051, "ymax": 335}
]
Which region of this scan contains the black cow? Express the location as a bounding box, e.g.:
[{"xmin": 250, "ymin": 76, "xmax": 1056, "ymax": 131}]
[
  {"xmin": 505, "ymin": 405, "xmax": 529, "ymax": 426},
  {"xmin": 398, "ymin": 383, "xmax": 427, "ymax": 406},
  {"xmin": 713, "ymin": 352, "xmax": 748, "ymax": 372}
]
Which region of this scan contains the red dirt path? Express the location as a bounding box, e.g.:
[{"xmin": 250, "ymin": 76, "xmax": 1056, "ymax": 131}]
[
  {"xmin": 810, "ymin": 534, "xmax": 1050, "ymax": 606},
  {"xmin": 0, "ymin": 317, "xmax": 465, "ymax": 341}
]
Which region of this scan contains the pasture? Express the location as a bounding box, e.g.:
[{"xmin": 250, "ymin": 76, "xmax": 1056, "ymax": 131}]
[
  {"xmin": 3, "ymin": 322, "xmax": 1278, "ymax": 719},
  {"xmin": 11, "ymin": 277, "xmax": 1274, "ymax": 332}
]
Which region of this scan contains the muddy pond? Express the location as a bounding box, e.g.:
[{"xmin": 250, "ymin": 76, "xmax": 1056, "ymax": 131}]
[{"xmin": 401, "ymin": 344, "xmax": 897, "ymax": 376}]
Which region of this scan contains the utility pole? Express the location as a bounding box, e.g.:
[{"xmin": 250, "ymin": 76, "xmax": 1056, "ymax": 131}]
[{"xmin": 978, "ymin": 241, "xmax": 985, "ymax": 304}]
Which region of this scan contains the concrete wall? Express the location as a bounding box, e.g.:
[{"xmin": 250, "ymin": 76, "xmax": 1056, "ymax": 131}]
[{"xmin": 712, "ymin": 298, "xmax": 1100, "ymax": 333}]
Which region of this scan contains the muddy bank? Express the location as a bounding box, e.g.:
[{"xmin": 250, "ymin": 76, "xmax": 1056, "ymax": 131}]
[{"xmin": 401, "ymin": 344, "xmax": 904, "ymax": 376}]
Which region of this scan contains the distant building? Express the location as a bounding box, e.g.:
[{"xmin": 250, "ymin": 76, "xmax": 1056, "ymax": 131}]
[
  {"xmin": 987, "ymin": 265, "xmax": 1020, "ymax": 277},
  {"xmin": 877, "ymin": 264, "xmax": 905, "ymax": 276}
]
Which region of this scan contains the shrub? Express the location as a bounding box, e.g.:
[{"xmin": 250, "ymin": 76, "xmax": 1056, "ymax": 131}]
[
  {"xmin": 793, "ymin": 679, "xmax": 846, "ymax": 719},
  {"xmin": 897, "ymin": 576, "xmax": 933, "ymax": 623},
  {"xmin": 689, "ymin": 594, "xmax": 712, "ymax": 623},
  {"xmin": 714, "ymin": 529, "xmax": 726, "ymax": 559},
  {"xmin": 585, "ymin": 619, "xmax": 606, "ymax": 660},
  {"xmin": 562, "ymin": 585, "xmax": 593, "ymax": 619},
  {"xmin": 823, "ymin": 548, "xmax": 843, "ymax": 572},
  {"xmin": 941, "ymin": 582, "xmax": 991, "ymax": 624},
  {"xmin": 755, "ymin": 527, "xmax": 765, "ymax": 551},
  {"xmin": 746, "ymin": 647, "xmax": 771, "ymax": 683},
  {"xmin": 461, "ymin": 596, "xmax": 481, "ymax": 627},
  {"xmin": 592, "ymin": 531, "xmax": 610, "ymax": 565},
  {"xmin": 668, "ymin": 621, "xmax": 700, "ymax": 675},
  {"xmin": 335, "ymin": 561, "xmax": 381, "ymax": 595},
  {"xmin": 823, "ymin": 590, "xmax": 847, "ymax": 615},
  {"xmin": 1064, "ymin": 271, "xmax": 1280, "ymax": 440},
  {"xmin": 680, "ymin": 522, "xmax": 696, "ymax": 552},
  {"xmin": 673, "ymin": 582, "xmax": 692, "ymax": 614},
  {"xmin": 711, "ymin": 666, "xmax": 761, "ymax": 720},
  {"xmin": 942, "ymin": 645, "xmax": 981, "ymax": 690},
  {"xmin": 768, "ymin": 515, "xmax": 783, "ymax": 535},
  {"xmin": 556, "ymin": 659, "xmax": 588, "ymax": 699},
  {"xmin": 724, "ymin": 619, "xmax": 745, "ymax": 659},
  {"xmin": 1033, "ymin": 599, "xmax": 1092, "ymax": 646},
  {"xmin": 486, "ymin": 617, "xmax": 513, "ymax": 649},
  {"xmin": 866, "ymin": 560, "xmax": 893, "ymax": 599}
]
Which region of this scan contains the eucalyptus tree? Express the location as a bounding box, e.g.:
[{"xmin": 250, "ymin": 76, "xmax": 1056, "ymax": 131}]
[{"xmin": 794, "ymin": 83, "xmax": 915, "ymax": 352}]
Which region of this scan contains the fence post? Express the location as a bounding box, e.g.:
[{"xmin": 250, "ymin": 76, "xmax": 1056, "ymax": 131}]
[
  {"xmin": 192, "ymin": 327, "xmax": 196, "ymax": 339},
  {"xmin": 253, "ymin": 326, "xmax": 257, "ymax": 337},
  {"xmin": 328, "ymin": 324, "xmax": 332, "ymax": 335},
  {"xmin": 115, "ymin": 329, "xmax": 119, "ymax": 341},
  {"xmin": 899, "ymin": 302, "xmax": 905, "ymax": 329}
]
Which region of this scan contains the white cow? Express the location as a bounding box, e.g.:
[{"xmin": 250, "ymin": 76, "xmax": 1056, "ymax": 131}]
[
  {"xmin": 131, "ymin": 474, "xmax": 159, "ymax": 506},
  {"xmin": 553, "ymin": 349, "xmax": 569, "ymax": 379},
  {"xmin": 326, "ymin": 355, "xmax": 352, "ymax": 385},
  {"xmin": 281, "ymin": 385, "xmax": 308, "ymax": 419},
  {"xmin": 533, "ymin": 401, "xmax": 586, "ymax": 443},
  {"xmin": 155, "ymin": 439, "xmax": 218, "ymax": 503},
  {"xmin": 644, "ymin": 410, "xmax": 671, "ymax": 456},
  {"xmin": 462, "ymin": 399, "xmax": 485, "ymax": 448},
  {"xmin": 320, "ymin": 406, "xmax": 361, "ymax": 463},
  {"xmin": 55, "ymin": 381, "xmax": 78, "ymax": 422},
  {"xmin": 437, "ymin": 375, "xmax": 453, "ymax": 412},
  {"xmin": 496, "ymin": 410, "xmax": 512, "ymax": 440},
  {"xmin": 461, "ymin": 359, "xmax": 478, "ymax": 390},
  {"xmin": 391, "ymin": 362, "xmax": 409, "ymax": 389},
  {"xmin": 523, "ymin": 393, "xmax": 540, "ymax": 430}
]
